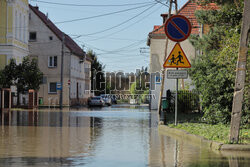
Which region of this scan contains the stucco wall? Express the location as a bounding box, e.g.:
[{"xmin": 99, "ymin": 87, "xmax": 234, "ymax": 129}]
[
  {"xmin": 29, "ymin": 8, "xmax": 90, "ymax": 106},
  {"xmin": 0, "ymin": 0, "xmax": 29, "ymax": 69}
]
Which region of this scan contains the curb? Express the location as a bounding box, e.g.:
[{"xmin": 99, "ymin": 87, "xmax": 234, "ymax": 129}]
[{"xmin": 159, "ymin": 125, "xmax": 250, "ymax": 151}]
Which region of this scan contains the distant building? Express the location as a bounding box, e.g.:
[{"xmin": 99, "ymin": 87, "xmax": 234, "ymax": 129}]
[
  {"xmin": 29, "ymin": 5, "xmax": 92, "ymax": 106},
  {"xmin": 0, "ymin": 0, "xmax": 29, "ymax": 69},
  {"xmin": 147, "ymin": 1, "xmax": 218, "ymax": 110}
]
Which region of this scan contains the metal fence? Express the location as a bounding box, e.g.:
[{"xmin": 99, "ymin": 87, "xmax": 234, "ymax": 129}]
[
  {"xmin": 161, "ymin": 90, "xmax": 201, "ymax": 124},
  {"xmin": 162, "ymin": 90, "xmax": 200, "ymax": 113},
  {"xmin": 177, "ymin": 90, "xmax": 200, "ymax": 113}
]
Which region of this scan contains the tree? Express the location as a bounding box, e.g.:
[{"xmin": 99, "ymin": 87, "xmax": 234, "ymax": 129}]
[
  {"xmin": 0, "ymin": 59, "xmax": 17, "ymax": 88},
  {"xmin": 189, "ymin": 0, "xmax": 249, "ymax": 124},
  {"xmin": 0, "ymin": 57, "xmax": 43, "ymax": 105},
  {"xmin": 87, "ymin": 50, "xmax": 105, "ymax": 95},
  {"xmin": 16, "ymin": 57, "xmax": 43, "ymax": 92}
]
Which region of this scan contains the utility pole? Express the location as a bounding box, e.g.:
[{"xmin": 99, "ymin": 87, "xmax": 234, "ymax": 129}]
[
  {"xmin": 60, "ymin": 33, "xmax": 65, "ymax": 109},
  {"xmin": 157, "ymin": 0, "xmax": 178, "ymax": 124},
  {"xmin": 229, "ymin": 0, "xmax": 250, "ymax": 143}
]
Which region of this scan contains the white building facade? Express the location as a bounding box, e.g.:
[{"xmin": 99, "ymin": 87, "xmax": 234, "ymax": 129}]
[
  {"xmin": 29, "ymin": 5, "xmax": 92, "ymax": 106},
  {"xmin": 0, "ymin": 0, "xmax": 29, "ymax": 69}
]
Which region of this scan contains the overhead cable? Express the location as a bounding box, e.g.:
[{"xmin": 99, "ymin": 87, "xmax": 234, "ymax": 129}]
[
  {"xmin": 54, "ymin": 3, "xmax": 155, "ymax": 24},
  {"xmin": 73, "ymin": 3, "xmax": 157, "ymax": 37},
  {"xmin": 30, "ymin": 0, "xmax": 155, "ymax": 7}
]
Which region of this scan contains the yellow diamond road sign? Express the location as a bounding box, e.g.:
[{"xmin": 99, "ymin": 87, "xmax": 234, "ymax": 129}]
[{"xmin": 163, "ymin": 43, "xmax": 191, "ymax": 68}]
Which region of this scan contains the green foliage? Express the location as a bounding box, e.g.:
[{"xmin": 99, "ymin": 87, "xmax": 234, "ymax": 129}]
[
  {"xmin": 87, "ymin": 50, "xmax": 105, "ymax": 95},
  {"xmin": 191, "ymin": 2, "xmax": 243, "ymax": 55},
  {"xmin": 177, "ymin": 90, "xmax": 200, "ymax": 112},
  {"xmin": 16, "ymin": 57, "xmax": 43, "ymax": 93},
  {"xmin": 0, "ymin": 59, "xmax": 17, "ymax": 88},
  {"xmin": 130, "ymin": 82, "xmax": 138, "ymax": 95},
  {"xmin": 141, "ymin": 89, "xmax": 149, "ymax": 103},
  {"xmin": 130, "ymin": 67, "xmax": 149, "ymax": 94},
  {"xmin": 168, "ymin": 123, "xmax": 250, "ymax": 144},
  {"xmin": 0, "ymin": 57, "xmax": 43, "ymax": 92},
  {"xmin": 190, "ymin": 30, "xmax": 241, "ymax": 124},
  {"xmin": 188, "ymin": 1, "xmax": 249, "ymax": 125},
  {"xmin": 195, "ymin": 6, "xmax": 242, "ymax": 27}
]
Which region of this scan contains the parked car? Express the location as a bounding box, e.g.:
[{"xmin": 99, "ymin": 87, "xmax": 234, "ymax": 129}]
[
  {"xmin": 100, "ymin": 94, "xmax": 112, "ymax": 106},
  {"xmin": 111, "ymin": 95, "xmax": 117, "ymax": 104},
  {"xmin": 88, "ymin": 96, "xmax": 105, "ymax": 107},
  {"xmin": 129, "ymin": 98, "xmax": 139, "ymax": 105}
]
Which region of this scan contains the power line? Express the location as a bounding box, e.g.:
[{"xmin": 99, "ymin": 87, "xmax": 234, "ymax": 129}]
[
  {"xmin": 30, "ymin": 0, "xmax": 155, "ymax": 7},
  {"xmin": 54, "ymin": 3, "xmax": 156, "ymax": 24},
  {"xmin": 76, "ymin": 38, "xmax": 147, "ymax": 57},
  {"xmin": 85, "ymin": 4, "xmax": 164, "ymax": 42},
  {"xmin": 81, "ymin": 39, "xmax": 146, "ymax": 54},
  {"xmin": 72, "ymin": 3, "xmax": 157, "ymax": 37},
  {"xmin": 154, "ymin": 0, "xmax": 170, "ymax": 7}
]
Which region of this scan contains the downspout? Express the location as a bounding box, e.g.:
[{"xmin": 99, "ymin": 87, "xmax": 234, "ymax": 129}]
[{"xmin": 69, "ymin": 52, "xmax": 72, "ymax": 106}]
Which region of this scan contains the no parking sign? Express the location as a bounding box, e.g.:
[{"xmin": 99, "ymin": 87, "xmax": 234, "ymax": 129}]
[{"xmin": 164, "ymin": 15, "xmax": 192, "ymax": 42}]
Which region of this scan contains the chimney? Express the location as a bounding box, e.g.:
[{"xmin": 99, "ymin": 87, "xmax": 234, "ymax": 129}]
[
  {"xmin": 46, "ymin": 12, "xmax": 49, "ymax": 20},
  {"xmin": 161, "ymin": 13, "xmax": 168, "ymax": 24}
]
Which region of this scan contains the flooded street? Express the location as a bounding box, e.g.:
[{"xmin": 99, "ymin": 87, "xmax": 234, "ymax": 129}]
[{"xmin": 0, "ymin": 105, "xmax": 249, "ymax": 167}]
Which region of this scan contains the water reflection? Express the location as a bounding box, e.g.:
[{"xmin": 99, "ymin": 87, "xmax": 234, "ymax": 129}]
[{"xmin": 0, "ymin": 107, "xmax": 249, "ymax": 167}]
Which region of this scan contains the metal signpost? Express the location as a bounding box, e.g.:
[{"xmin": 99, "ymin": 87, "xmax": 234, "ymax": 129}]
[{"xmin": 163, "ymin": 15, "xmax": 192, "ymax": 125}]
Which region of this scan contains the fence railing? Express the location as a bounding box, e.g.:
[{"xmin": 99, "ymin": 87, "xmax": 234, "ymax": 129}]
[{"xmin": 162, "ymin": 90, "xmax": 200, "ymax": 113}]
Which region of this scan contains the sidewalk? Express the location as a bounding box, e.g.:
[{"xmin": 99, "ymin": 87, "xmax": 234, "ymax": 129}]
[{"xmin": 159, "ymin": 125, "xmax": 250, "ymax": 151}]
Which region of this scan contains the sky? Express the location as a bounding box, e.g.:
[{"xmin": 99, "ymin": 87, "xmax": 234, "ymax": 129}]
[{"xmin": 29, "ymin": 0, "xmax": 188, "ymax": 73}]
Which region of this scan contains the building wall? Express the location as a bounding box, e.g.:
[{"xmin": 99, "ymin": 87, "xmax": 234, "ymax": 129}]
[
  {"xmin": 70, "ymin": 58, "xmax": 91, "ymax": 105},
  {"xmin": 29, "ymin": 8, "xmax": 90, "ymax": 106},
  {"xmin": 29, "ymin": 8, "xmax": 70, "ymax": 106},
  {"xmin": 0, "ymin": 0, "xmax": 29, "ymax": 69},
  {"xmin": 149, "ymin": 37, "xmax": 196, "ymax": 110}
]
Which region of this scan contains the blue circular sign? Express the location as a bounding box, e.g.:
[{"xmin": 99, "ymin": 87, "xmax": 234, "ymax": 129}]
[{"xmin": 164, "ymin": 15, "xmax": 192, "ymax": 42}]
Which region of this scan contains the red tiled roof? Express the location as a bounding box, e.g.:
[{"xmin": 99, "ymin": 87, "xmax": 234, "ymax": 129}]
[
  {"xmin": 150, "ymin": 1, "xmax": 218, "ymax": 36},
  {"xmin": 29, "ymin": 5, "xmax": 92, "ymax": 61}
]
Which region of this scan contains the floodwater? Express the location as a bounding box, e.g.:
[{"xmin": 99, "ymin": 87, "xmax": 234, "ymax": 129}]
[{"xmin": 0, "ymin": 105, "xmax": 249, "ymax": 167}]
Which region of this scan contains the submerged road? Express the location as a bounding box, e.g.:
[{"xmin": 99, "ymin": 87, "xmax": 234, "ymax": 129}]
[{"xmin": 0, "ymin": 105, "xmax": 249, "ymax": 167}]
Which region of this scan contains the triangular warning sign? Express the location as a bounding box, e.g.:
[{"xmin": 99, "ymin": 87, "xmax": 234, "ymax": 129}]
[{"xmin": 163, "ymin": 43, "xmax": 191, "ymax": 68}]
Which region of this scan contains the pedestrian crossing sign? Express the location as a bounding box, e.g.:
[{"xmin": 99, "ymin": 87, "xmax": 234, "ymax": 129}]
[{"xmin": 163, "ymin": 43, "xmax": 191, "ymax": 68}]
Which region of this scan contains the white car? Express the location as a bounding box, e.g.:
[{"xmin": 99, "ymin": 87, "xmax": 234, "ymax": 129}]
[
  {"xmin": 100, "ymin": 95, "xmax": 112, "ymax": 106},
  {"xmin": 88, "ymin": 96, "xmax": 105, "ymax": 107}
]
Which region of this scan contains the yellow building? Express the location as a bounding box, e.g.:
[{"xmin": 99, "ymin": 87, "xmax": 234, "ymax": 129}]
[{"xmin": 0, "ymin": 0, "xmax": 29, "ymax": 69}]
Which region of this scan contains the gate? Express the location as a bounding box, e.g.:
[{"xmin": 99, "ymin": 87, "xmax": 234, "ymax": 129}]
[
  {"xmin": 162, "ymin": 90, "xmax": 200, "ymax": 113},
  {"xmin": 28, "ymin": 89, "xmax": 38, "ymax": 109},
  {"xmin": 1, "ymin": 88, "xmax": 11, "ymax": 109}
]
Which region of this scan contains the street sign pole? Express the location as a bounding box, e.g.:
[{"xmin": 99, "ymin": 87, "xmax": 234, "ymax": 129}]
[
  {"xmin": 163, "ymin": 14, "xmax": 192, "ymax": 126},
  {"xmin": 175, "ymin": 68, "xmax": 178, "ymax": 126},
  {"xmin": 157, "ymin": 0, "xmax": 177, "ymax": 124}
]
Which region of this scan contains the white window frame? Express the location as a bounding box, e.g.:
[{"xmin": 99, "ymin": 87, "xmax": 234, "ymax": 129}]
[
  {"xmin": 48, "ymin": 56, "xmax": 57, "ymax": 68},
  {"xmin": 48, "ymin": 82, "xmax": 57, "ymax": 94}
]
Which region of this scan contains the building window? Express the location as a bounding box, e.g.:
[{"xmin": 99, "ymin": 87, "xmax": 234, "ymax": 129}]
[
  {"xmin": 49, "ymin": 82, "xmax": 57, "ymax": 93},
  {"xmin": 29, "ymin": 32, "xmax": 37, "ymax": 41},
  {"xmin": 19, "ymin": 13, "xmax": 21, "ymax": 40},
  {"xmin": 85, "ymin": 82, "xmax": 89, "ymax": 91},
  {"xmin": 48, "ymin": 56, "xmax": 57, "ymax": 67},
  {"xmin": 49, "ymin": 36, "xmax": 53, "ymax": 40},
  {"xmin": 15, "ymin": 11, "xmax": 18, "ymax": 39},
  {"xmin": 23, "ymin": 15, "xmax": 26, "ymax": 42}
]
